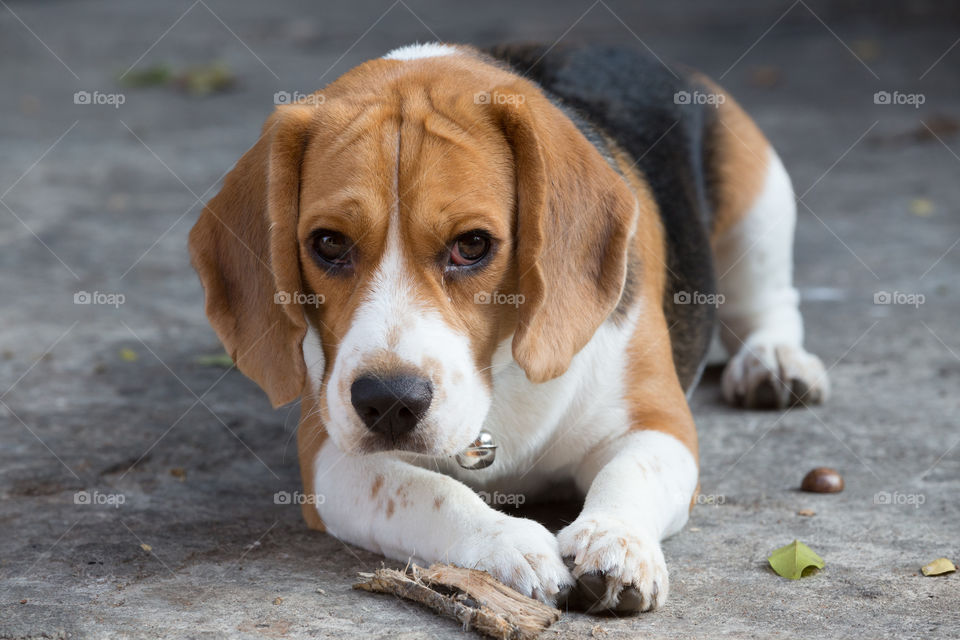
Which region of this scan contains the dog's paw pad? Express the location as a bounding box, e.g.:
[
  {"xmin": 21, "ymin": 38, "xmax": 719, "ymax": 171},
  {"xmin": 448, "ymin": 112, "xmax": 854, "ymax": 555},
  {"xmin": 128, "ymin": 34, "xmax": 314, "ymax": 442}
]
[
  {"xmin": 557, "ymin": 516, "xmax": 668, "ymax": 614},
  {"xmin": 723, "ymin": 341, "xmax": 829, "ymax": 409}
]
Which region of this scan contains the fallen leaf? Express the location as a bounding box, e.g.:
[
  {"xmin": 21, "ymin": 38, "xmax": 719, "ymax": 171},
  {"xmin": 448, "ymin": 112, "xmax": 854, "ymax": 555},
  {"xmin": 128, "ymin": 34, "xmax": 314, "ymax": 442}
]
[
  {"xmin": 169, "ymin": 467, "xmax": 187, "ymax": 481},
  {"xmin": 175, "ymin": 62, "xmax": 235, "ymax": 96},
  {"xmin": 768, "ymin": 540, "xmax": 824, "ymax": 579},
  {"xmin": 910, "ymin": 198, "xmax": 934, "ymax": 217},
  {"xmin": 140, "ymin": 543, "xmax": 152, "ymax": 552},
  {"xmin": 922, "ymin": 558, "xmax": 956, "ymax": 576},
  {"xmin": 272, "ymin": 597, "xmax": 283, "ymax": 605},
  {"xmin": 106, "ymin": 193, "xmax": 129, "ymax": 212},
  {"xmin": 797, "ymin": 509, "xmax": 816, "ymax": 517},
  {"xmin": 119, "ymin": 64, "xmax": 173, "ymax": 88},
  {"xmin": 120, "ymin": 348, "xmax": 138, "ymax": 362},
  {"xmin": 852, "ymin": 39, "xmax": 880, "ymax": 62},
  {"xmin": 195, "ymin": 352, "xmax": 233, "ymax": 368}
]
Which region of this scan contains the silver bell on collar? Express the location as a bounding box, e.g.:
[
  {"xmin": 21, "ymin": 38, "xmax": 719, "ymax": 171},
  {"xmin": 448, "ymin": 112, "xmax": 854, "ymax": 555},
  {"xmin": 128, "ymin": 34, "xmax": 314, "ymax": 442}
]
[{"xmin": 455, "ymin": 430, "xmax": 497, "ymax": 470}]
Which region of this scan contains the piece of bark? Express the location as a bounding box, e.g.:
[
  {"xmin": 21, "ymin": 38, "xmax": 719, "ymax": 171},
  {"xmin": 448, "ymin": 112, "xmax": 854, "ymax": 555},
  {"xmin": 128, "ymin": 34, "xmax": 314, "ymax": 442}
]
[{"xmin": 353, "ymin": 563, "xmax": 561, "ymax": 640}]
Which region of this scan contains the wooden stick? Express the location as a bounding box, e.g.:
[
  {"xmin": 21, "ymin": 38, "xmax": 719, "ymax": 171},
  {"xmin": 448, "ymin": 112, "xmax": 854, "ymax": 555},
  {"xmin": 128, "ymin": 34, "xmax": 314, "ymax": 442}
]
[{"xmin": 353, "ymin": 563, "xmax": 562, "ymax": 640}]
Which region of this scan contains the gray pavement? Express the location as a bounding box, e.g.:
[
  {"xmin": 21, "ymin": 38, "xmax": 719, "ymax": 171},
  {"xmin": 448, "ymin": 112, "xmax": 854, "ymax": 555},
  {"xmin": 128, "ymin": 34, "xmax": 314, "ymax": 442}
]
[{"xmin": 1, "ymin": 1, "xmax": 959, "ymax": 638}]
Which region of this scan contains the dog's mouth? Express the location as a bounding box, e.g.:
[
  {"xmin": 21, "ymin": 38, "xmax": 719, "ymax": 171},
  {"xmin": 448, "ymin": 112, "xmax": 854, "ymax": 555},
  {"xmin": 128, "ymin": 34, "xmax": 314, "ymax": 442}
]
[
  {"xmin": 352, "ymin": 430, "xmax": 437, "ymax": 456},
  {"xmin": 350, "ymin": 428, "xmax": 497, "ymax": 466}
]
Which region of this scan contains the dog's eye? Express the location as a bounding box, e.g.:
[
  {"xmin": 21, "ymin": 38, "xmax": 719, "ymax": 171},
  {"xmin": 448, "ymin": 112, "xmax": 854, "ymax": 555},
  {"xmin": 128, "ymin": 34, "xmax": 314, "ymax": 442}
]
[
  {"xmin": 311, "ymin": 230, "xmax": 353, "ymax": 267},
  {"xmin": 449, "ymin": 231, "xmax": 490, "ymax": 267}
]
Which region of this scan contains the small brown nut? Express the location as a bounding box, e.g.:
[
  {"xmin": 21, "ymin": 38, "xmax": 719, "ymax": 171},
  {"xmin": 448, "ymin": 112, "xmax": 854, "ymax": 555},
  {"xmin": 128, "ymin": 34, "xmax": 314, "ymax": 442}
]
[{"xmin": 801, "ymin": 467, "xmax": 844, "ymax": 493}]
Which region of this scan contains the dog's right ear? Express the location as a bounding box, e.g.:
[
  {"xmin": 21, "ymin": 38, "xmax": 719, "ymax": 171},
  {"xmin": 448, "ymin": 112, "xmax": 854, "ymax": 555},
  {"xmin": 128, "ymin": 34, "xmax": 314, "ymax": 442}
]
[{"xmin": 188, "ymin": 105, "xmax": 316, "ymax": 408}]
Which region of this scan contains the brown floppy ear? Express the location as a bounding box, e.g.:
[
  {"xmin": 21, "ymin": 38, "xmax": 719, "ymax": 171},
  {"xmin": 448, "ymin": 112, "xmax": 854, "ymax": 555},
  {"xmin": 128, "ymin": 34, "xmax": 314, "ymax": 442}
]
[
  {"xmin": 492, "ymin": 86, "xmax": 638, "ymax": 383},
  {"xmin": 188, "ymin": 104, "xmax": 316, "ymax": 407}
]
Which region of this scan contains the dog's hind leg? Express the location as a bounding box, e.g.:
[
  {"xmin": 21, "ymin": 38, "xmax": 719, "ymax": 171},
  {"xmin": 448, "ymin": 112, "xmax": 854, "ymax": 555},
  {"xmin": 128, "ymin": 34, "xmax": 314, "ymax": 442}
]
[{"xmin": 707, "ymin": 91, "xmax": 829, "ymax": 409}]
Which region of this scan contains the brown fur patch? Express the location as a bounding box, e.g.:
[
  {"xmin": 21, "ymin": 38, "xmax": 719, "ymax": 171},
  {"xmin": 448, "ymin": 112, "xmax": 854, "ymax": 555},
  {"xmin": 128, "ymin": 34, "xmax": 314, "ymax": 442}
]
[
  {"xmin": 613, "ymin": 147, "xmax": 700, "ymax": 464},
  {"xmin": 697, "ymin": 75, "xmax": 772, "ymax": 241}
]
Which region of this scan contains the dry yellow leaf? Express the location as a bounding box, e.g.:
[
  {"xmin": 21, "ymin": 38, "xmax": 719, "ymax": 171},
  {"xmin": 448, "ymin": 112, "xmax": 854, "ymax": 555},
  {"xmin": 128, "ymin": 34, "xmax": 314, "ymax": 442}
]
[
  {"xmin": 140, "ymin": 543, "xmax": 152, "ymax": 552},
  {"xmin": 922, "ymin": 558, "xmax": 956, "ymax": 576},
  {"xmin": 852, "ymin": 39, "xmax": 880, "ymax": 62},
  {"xmin": 910, "ymin": 198, "xmax": 934, "ymax": 217}
]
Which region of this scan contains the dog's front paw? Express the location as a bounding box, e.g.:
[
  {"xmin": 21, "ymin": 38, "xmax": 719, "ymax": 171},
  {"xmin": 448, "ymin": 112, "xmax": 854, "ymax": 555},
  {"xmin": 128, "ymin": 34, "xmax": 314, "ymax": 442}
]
[
  {"xmin": 448, "ymin": 516, "xmax": 573, "ymax": 604},
  {"xmin": 723, "ymin": 340, "xmax": 829, "ymax": 409},
  {"xmin": 557, "ymin": 515, "xmax": 667, "ymax": 614}
]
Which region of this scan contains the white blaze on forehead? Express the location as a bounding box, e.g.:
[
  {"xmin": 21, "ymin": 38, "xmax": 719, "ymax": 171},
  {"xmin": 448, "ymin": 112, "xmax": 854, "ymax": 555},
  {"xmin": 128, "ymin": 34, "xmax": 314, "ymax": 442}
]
[{"xmin": 383, "ymin": 43, "xmax": 459, "ymax": 61}]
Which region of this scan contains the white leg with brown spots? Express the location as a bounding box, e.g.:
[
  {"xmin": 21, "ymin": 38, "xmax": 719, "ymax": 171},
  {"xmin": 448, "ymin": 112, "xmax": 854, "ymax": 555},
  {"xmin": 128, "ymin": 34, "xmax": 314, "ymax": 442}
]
[{"xmin": 312, "ymin": 439, "xmax": 574, "ymax": 604}]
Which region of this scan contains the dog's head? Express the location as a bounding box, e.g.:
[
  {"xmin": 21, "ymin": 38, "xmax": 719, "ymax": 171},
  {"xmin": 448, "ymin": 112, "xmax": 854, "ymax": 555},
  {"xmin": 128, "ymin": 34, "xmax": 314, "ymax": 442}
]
[{"xmin": 189, "ymin": 51, "xmax": 637, "ymax": 457}]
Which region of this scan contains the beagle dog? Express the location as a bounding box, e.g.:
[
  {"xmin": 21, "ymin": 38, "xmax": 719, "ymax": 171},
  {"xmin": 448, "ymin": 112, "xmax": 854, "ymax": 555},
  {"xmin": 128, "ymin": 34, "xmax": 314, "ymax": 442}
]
[{"xmin": 189, "ymin": 42, "xmax": 829, "ymax": 613}]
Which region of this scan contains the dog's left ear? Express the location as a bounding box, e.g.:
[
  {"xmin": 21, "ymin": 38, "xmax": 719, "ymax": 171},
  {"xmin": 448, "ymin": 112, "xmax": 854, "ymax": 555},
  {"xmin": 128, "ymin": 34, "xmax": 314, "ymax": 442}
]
[
  {"xmin": 188, "ymin": 104, "xmax": 315, "ymax": 407},
  {"xmin": 490, "ymin": 84, "xmax": 638, "ymax": 383}
]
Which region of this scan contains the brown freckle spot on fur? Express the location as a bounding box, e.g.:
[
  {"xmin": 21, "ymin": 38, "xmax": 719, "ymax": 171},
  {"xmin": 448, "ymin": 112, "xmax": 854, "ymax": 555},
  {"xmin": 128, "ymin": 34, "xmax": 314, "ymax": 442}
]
[
  {"xmin": 421, "ymin": 356, "xmax": 445, "ymax": 388},
  {"xmin": 434, "ymin": 496, "xmax": 444, "ymax": 510},
  {"xmin": 371, "ymin": 475, "xmax": 384, "ymax": 499},
  {"xmin": 395, "ymin": 482, "xmax": 412, "ymax": 507},
  {"xmin": 617, "ymin": 537, "xmax": 628, "ymax": 548},
  {"xmin": 386, "ymin": 499, "xmax": 395, "ymax": 518}
]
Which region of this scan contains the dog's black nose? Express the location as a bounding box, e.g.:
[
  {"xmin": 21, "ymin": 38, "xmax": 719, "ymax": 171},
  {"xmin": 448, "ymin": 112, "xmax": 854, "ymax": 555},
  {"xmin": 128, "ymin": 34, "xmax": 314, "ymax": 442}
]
[{"xmin": 350, "ymin": 374, "xmax": 433, "ymax": 437}]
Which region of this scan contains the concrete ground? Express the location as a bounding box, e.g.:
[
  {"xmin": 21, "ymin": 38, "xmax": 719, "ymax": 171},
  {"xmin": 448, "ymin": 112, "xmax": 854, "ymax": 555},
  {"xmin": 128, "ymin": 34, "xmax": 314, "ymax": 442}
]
[{"xmin": 1, "ymin": 0, "xmax": 959, "ymax": 638}]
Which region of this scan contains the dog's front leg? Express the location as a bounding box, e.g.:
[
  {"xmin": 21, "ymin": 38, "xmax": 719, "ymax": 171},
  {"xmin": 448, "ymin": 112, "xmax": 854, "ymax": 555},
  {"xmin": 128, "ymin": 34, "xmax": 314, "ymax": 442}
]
[
  {"xmin": 312, "ymin": 439, "xmax": 573, "ymax": 603},
  {"xmin": 558, "ymin": 429, "xmax": 698, "ymax": 613}
]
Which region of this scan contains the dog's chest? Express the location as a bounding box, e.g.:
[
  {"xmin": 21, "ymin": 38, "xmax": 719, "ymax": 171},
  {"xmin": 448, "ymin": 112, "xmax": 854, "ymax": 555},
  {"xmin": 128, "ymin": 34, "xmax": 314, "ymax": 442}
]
[{"xmin": 413, "ymin": 312, "xmax": 639, "ymax": 497}]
